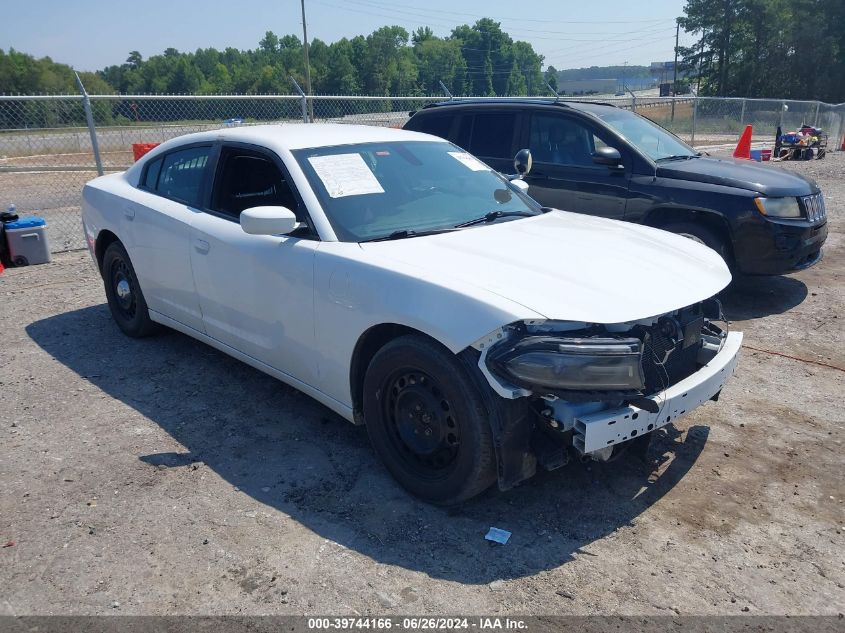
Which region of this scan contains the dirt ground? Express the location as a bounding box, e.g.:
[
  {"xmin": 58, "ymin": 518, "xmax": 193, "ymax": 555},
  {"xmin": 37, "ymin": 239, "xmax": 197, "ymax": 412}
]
[{"xmin": 0, "ymin": 155, "xmax": 843, "ymax": 617}]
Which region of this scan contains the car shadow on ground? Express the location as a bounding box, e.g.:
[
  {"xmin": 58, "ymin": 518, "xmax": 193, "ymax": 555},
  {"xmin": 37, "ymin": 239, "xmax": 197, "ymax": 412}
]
[
  {"xmin": 720, "ymin": 274, "xmax": 808, "ymax": 320},
  {"xmin": 28, "ymin": 305, "xmax": 711, "ymax": 585}
]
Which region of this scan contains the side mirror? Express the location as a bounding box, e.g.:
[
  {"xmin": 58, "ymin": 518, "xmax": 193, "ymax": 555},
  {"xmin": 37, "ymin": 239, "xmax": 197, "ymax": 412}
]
[
  {"xmin": 513, "ymin": 149, "xmax": 533, "ymax": 178},
  {"xmin": 592, "ymin": 146, "xmax": 623, "ymax": 168},
  {"xmin": 240, "ymin": 206, "xmax": 298, "ymax": 236}
]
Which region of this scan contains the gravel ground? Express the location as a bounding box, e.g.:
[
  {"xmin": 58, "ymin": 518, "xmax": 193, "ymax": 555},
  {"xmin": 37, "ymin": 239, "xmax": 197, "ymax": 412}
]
[{"xmin": 0, "ymin": 155, "xmax": 843, "ymax": 616}]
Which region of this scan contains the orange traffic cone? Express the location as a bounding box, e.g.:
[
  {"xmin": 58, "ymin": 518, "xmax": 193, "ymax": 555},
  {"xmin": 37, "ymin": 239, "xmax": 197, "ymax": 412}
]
[
  {"xmin": 841, "ymin": 135, "xmax": 845, "ymax": 151},
  {"xmin": 733, "ymin": 125, "xmax": 753, "ymax": 160}
]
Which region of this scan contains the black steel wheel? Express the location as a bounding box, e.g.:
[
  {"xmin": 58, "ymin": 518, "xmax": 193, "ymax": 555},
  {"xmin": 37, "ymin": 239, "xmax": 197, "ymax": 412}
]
[
  {"xmin": 102, "ymin": 241, "xmax": 157, "ymax": 338},
  {"xmin": 363, "ymin": 335, "xmax": 496, "ymax": 505}
]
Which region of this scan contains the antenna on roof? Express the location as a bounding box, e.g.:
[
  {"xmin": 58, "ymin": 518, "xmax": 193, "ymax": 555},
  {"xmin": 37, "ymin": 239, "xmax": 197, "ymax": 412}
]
[
  {"xmin": 438, "ymin": 80, "xmax": 454, "ymax": 100},
  {"xmin": 546, "ymin": 81, "xmax": 560, "ymax": 102}
]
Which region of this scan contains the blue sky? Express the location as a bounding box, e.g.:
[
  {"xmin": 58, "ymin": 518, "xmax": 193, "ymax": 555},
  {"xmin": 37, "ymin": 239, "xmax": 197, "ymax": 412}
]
[{"xmin": 1, "ymin": 0, "xmax": 696, "ymax": 71}]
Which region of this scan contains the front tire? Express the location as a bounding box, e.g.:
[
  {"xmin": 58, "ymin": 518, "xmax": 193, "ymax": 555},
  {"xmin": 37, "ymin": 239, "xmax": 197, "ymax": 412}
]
[
  {"xmin": 102, "ymin": 241, "xmax": 157, "ymax": 338},
  {"xmin": 362, "ymin": 335, "xmax": 497, "ymax": 505},
  {"xmin": 663, "ymin": 222, "xmax": 730, "ymax": 265}
]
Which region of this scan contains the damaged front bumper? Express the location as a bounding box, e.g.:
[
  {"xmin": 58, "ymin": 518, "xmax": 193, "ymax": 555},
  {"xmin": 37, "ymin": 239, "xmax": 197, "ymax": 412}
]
[{"xmin": 573, "ymin": 331, "xmax": 742, "ymax": 455}]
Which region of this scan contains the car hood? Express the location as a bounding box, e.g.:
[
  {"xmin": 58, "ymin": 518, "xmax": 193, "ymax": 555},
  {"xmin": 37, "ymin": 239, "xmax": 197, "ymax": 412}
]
[
  {"xmin": 656, "ymin": 156, "xmax": 818, "ymax": 196},
  {"xmin": 359, "ymin": 211, "xmax": 731, "ymax": 325}
]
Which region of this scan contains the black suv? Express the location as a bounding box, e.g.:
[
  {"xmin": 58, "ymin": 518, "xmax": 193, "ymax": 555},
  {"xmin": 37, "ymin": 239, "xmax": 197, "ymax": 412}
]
[{"xmin": 404, "ymin": 99, "xmax": 828, "ymax": 275}]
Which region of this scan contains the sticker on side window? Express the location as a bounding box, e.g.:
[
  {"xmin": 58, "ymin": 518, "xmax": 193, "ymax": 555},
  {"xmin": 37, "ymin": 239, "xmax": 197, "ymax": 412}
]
[
  {"xmin": 448, "ymin": 151, "xmax": 488, "ymax": 171},
  {"xmin": 307, "ymin": 153, "xmax": 385, "ymax": 198}
]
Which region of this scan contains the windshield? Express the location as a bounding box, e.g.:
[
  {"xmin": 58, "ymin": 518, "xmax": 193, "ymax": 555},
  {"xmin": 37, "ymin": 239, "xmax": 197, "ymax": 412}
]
[
  {"xmin": 595, "ymin": 109, "xmax": 697, "ymax": 161},
  {"xmin": 293, "ymin": 141, "xmax": 540, "ymax": 242}
]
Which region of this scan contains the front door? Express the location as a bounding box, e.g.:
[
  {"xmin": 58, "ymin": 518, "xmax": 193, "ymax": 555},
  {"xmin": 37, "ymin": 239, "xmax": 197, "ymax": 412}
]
[
  {"xmin": 522, "ymin": 113, "xmax": 629, "ymax": 219},
  {"xmin": 188, "ymin": 145, "xmax": 319, "ymax": 386}
]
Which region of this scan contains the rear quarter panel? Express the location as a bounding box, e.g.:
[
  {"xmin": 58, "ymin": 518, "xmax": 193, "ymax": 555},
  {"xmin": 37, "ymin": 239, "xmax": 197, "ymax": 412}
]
[{"xmin": 81, "ymin": 173, "xmax": 137, "ymax": 266}]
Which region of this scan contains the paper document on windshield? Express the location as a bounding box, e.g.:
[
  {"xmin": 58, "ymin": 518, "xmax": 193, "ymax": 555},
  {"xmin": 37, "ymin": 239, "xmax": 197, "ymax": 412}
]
[
  {"xmin": 448, "ymin": 151, "xmax": 488, "ymax": 171},
  {"xmin": 308, "ymin": 153, "xmax": 385, "ymax": 198}
]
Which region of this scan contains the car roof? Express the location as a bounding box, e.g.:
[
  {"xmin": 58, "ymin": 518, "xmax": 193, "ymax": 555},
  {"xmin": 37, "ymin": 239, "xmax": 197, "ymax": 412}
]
[
  {"xmin": 418, "ymin": 98, "xmax": 620, "ymax": 115},
  {"xmin": 158, "ymin": 123, "xmax": 439, "ymax": 152}
]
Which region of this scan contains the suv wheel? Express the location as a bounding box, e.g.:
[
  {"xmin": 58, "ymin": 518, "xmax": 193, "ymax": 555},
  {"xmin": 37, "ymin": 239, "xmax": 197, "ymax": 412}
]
[{"xmin": 663, "ymin": 222, "xmax": 730, "ymax": 264}]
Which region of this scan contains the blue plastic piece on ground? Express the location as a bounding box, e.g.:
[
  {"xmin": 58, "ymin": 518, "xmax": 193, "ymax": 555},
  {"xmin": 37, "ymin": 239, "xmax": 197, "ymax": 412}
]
[{"xmin": 485, "ymin": 527, "xmax": 512, "ymax": 544}]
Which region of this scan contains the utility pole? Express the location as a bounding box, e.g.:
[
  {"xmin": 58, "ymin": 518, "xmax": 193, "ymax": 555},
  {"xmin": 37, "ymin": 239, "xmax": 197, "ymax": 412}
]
[
  {"xmin": 300, "ymin": 0, "xmax": 314, "ymax": 121},
  {"xmin": 696, "ymin": 34, "xmax": 704, "ymax": 94},
  {"xmin": 671, "ymin": 20, "xmax": 680, "ymax": 121},
  {"xmin": 621, "ymin": 61, "xmax": 627, "ymax": 92}
]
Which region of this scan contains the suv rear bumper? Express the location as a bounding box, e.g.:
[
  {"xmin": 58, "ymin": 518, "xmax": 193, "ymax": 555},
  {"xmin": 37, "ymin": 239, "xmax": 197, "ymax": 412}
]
[
  {"xmin": 573, "ymin": 331, "xmax": 742, "ymax": 455},
  {"xmin": 734, "ymin": 219, "xmax": 827, "ymax": 275}
]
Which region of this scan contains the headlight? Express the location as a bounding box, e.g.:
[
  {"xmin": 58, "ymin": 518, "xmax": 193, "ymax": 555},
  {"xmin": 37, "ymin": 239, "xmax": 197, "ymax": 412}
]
[
  {"xmin": 754, "ymin": 196, "xmax": 801, "ymax": 218},
  {"xmin": 488, "ymin": 336, "xmax": 645, "ymax": 391}
]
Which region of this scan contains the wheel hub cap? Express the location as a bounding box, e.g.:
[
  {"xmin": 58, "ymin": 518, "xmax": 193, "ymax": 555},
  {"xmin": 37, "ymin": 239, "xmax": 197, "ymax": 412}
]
[
  {"xmin": 386, "ymin": 371, "xmax": 461, "ymax": 473},
  {"xmin": 395, "ymin": 386, "xmax": 444, "ymax": 455},
  {"xmin": 116, "ymin": 279, "xmax": 132, "ymax": 302}
]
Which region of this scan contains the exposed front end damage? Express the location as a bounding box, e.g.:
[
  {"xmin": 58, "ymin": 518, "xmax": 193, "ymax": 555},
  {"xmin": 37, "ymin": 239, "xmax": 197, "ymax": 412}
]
[{"xmin": 470, "ymin": 298, "xmax": 742, "ymax": 490}]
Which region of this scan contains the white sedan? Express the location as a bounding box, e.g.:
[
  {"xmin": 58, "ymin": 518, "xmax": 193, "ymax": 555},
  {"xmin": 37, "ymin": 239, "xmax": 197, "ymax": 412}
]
[{"xmin": 82, "ymin": 124, "xmax": 741, "ymax": 504}]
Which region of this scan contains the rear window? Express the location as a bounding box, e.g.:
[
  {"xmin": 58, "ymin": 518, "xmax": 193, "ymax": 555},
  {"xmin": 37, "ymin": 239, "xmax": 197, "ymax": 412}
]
[
  {"xmin": 155, "ymin": 146, "xmax": 212, "ymax": 207},
  {"xmin": 410, "ymin": 114, "xmax": 453, "ymax": 140},
  {"xmin": 142, "ymin": 157, "xmax": 163, "ymax": 190},
  {"xmin": 467, "ymin": 112, "xmax": 516, "ymax": 159}
]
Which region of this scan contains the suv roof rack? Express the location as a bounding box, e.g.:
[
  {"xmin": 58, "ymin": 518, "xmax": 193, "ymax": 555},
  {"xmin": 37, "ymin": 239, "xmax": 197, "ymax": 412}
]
[{"xmin": 420, "ymin": 97, "xmax": 620, "ymax": 110}]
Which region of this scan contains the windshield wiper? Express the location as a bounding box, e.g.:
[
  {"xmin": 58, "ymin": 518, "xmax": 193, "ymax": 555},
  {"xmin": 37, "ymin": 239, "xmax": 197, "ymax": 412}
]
[
  {"xmin": 454, "ymin": 210, "xmax": 536, "ymax": 228},
  {"xmin": 359, "ymin": 227, "xmax": 459, "ymax": 242},
  {"xmin": 656, "ymin": 154, "xmax": 697, "ymax": 162}
]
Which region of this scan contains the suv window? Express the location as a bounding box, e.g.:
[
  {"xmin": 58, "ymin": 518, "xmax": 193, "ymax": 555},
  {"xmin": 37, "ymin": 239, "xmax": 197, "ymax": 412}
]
[
  {"xmin": 412, "ymin": 113, "xmax": 453, "ymax": 139},
  {"xmin": 467, "ymin": 112, "xmax": 516, "ymax": 159},
  {"xmin": 529, "ymin": 114, "xmax": 606, "ymax": 167},
  {"xmin": 155, "ymin": 146, "xmax": 211, "ymax": 206},
  {"xmin": 211, "ymin": 148, "xmax": 300, "ymax": 220}
]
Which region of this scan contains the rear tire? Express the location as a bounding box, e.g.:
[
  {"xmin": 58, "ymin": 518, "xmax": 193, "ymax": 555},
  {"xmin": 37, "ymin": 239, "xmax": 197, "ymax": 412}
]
[
  {"xmin": 663, "ymin": 222, "xmax": 730, "ymax": 264},
  {"xmin": 362, "ymin": 334, "xmax": 497, "ymax": 505},
  {"xmin": 102, "ymin": 241, "xmax": 157, "ymax": 338}
]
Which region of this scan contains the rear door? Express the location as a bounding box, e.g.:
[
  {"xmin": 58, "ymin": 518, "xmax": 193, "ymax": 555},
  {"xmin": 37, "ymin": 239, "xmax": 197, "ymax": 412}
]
[
  {"xmin": 455, "ymin": 110, "xmax": 522, "ymax": 175},
  {"xmin": 130, "ymin": 144, "xmax": 212, "ymax": 332},
  {"xmin": 521, "ymin": 112, "xmax": 630, "ymax": 219}
]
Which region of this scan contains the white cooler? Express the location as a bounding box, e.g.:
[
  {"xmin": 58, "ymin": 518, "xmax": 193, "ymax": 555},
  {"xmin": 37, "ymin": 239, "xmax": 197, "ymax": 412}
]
[{"xmin": 4, "ymin": 217, "xmax": 51, "ymax": 266}]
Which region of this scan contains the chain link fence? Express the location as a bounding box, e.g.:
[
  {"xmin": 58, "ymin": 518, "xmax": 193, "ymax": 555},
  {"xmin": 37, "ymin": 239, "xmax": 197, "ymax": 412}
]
[{"xmin": 1, "ymin": 92, "xmax": 843, "ymax": 253}]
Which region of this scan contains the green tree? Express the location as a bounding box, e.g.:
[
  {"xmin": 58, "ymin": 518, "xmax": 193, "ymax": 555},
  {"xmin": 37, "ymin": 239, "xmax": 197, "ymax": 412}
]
[
  {"xmin": 679, "ymin": 0, "xmax": 843, "ymax": 100},
  {"xmin": 259, "ymin": 31, "xmax": 280, "ymax": 55},
  {"xmin": 126, "ymin": 51, "xmax": 143, "ymax": 69},
  {"xmin": 506, "ymin": 59, "xmax": 527, "ymax": 96},
  {"xmin": 545, "ymin": 65, "xmax": 558, "ymax": 92}
]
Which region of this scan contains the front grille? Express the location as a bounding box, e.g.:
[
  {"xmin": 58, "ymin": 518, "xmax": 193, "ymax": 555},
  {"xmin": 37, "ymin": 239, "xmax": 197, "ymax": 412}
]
[
  {"xmin": 641, "ymin": 327, "xmax": 699, "ymax": 394},
  {"xmin": 802, "ymin": 193, "xmax": 826, "ymax": 224}
]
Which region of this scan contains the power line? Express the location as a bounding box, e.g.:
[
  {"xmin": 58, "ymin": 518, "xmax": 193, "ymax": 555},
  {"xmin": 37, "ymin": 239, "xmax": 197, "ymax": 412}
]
[
  {"xmin": 310, "ymin": 0, "xmax": 675, "ymax": 42},
  {"xmin": 332, "ymin": 0, "xmax": 675, "ymax": 25},
  {"xmin": 340, "ymin": 0, "xmax": 673, "ymax": 35}
]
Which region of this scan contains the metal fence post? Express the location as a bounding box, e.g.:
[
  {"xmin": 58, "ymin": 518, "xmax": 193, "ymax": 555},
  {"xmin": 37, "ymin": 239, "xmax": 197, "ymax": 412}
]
[
  {"xmin": 779, "ymin": 100, "xmax": 786, "ymax": 130},
  {"xmin": 291, "ymin": 77, "xmax": 309, "ymax": 123},
  {"xmin": 813, "ymin": 101, "xmax": 821, "ymax": 127},
  {"xmin": 739, "ymin": 98, "xmax": 746, "ymax": 128},
  {"xmin": 691, "ymin": 97, "xmax": 698, "ymax": 146},
  {"xmin": 438, "ymin": 80, "xmax": 453, "ymax": 100},
  {"xmin": 74, "ymin": 72, "xmax": 104, "ymax": 176},
  {"xmin": 627, "ymin": 89, "xmax": 637, "ymax": 112}
]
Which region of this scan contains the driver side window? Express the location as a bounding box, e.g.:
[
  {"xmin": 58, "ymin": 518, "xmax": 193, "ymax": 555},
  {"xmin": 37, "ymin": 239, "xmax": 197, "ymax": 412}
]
[
  {"xmin": 528, "ymin": 115, "xmax": 612, "ymax": 168},
  {"xmin": 211, "ymin": 148, "xmax": 302, "ymax": 221}
]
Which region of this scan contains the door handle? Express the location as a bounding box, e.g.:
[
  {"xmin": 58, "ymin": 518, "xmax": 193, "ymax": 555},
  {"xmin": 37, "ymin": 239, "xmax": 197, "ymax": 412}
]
[
  {"xmin": 123, "ymin": 205, "xmax": 135, "ymax": 220},
  {"xmin": 194, "ymin": 239, "xmax": 210, "ymax": 254}
]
